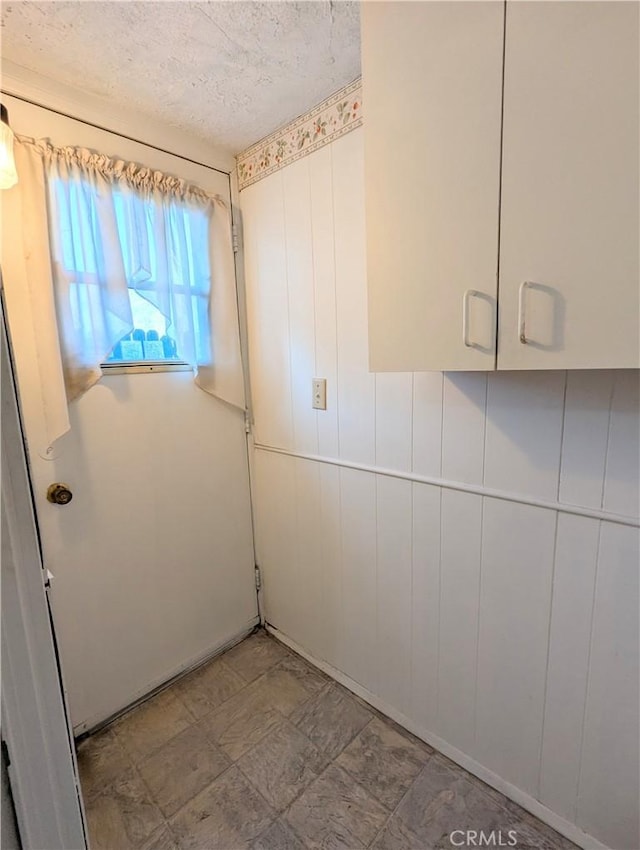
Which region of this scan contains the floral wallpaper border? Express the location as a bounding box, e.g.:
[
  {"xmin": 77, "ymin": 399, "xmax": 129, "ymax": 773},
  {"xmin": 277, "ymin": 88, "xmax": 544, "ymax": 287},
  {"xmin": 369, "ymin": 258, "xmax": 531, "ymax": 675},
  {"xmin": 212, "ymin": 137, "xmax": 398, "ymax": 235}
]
[{"xmin": 236, "ymin": 78, "xmax": 362, "ymax": 190}]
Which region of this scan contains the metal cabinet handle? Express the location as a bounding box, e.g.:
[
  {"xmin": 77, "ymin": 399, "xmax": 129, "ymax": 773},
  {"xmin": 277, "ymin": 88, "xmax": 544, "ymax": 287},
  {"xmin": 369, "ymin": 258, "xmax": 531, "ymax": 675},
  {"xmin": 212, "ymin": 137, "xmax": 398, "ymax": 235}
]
[
  {"xmin": 463, "ymin": 289, "xmax": 481, "ymax": 348},
  {"xmin": 518, "ymin": 281, "xmax": 531, "ymax": 344}
]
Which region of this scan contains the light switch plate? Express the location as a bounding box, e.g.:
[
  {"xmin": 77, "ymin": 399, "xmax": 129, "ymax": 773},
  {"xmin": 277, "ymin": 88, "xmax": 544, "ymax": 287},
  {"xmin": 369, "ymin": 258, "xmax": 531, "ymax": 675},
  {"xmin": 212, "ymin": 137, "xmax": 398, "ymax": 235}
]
[{"xmin": 312, "ymin": 378, "xmax": 327, "ymax": 410}]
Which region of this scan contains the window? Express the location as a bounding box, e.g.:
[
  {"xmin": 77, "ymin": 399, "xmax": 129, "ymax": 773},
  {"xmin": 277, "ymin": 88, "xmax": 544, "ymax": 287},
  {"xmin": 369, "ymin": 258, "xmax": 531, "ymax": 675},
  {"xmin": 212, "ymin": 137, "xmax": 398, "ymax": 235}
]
[{"xmin": 50, "ymin": 173, "xmax": 212, "ymax": 369}]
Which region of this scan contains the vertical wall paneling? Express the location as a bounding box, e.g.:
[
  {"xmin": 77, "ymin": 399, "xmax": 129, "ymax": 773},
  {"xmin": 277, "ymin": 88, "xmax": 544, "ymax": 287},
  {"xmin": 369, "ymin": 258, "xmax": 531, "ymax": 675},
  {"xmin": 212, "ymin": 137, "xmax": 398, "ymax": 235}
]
[
  {"xmin": 484, "ymin": 371, "xmax": 566, "ymax": 501},
  {"xmin": 441, "ymin": 373, "xmax": 487, "ymax": 485},
  {"xmin": 559, "ymin": 371, "xmax": 615, "ymax": 509},
  {"xmin": 339, "ymin": 467, "xmax": 378, "ymax": 692},
  {"xmin": 577, "ymin": 522, "xmax": 640, "ymax": 850},
  {"xmin": 242, "ymin": 174, "xmax": 293, "ymax": 448},
  {"xmin": 318, "ymin": 463, "xmax": 343, "ymax": 669},
  {"xmin": 309, "ymin": 146, "xmax": 340, "ymax": 458},
  {"xmin": 253, "ymin": 450, "xmax": 298, "ymax": 637},
  {"xmin": 375, "ymin": 373, "xmax": 413, "ymax": 471},
  {"xmin": 602, "ymin": 371, "xmax": 640, "ymax": 517},
  {"xmin": 412, "ymin": 372, "xmax": 444, "ymax": 478},
  {"xmin": 410, "ymin": 482, "xmax": 441, "ymax": 731},
  {"xmin": 437, "ymin": 489, "xmax": 483, "ymax": 753},
  {"xmin": 475, "ymin": 499, "xmax": 556, "ymax": 795},
  {"xmin": 282, "ymin": 159, "xmax": 318, "ymax": 455},
  {"xmin": 332, "ymin": 131, "xmax": 375, "ymax": 465},
  {"xmin": 293, "ymin": 458, "xmax": 324, "ymax": 659},
  {"xmin": 539, "ymin": 514, "xmax": 599, "ymax": 820},
  {"xmin": 241, "ymin": 125, "xmax": 639, "ymax": 850},
  {"xmin": 375, "ymin": 476, "xmax": 413, "ymax": 713}
]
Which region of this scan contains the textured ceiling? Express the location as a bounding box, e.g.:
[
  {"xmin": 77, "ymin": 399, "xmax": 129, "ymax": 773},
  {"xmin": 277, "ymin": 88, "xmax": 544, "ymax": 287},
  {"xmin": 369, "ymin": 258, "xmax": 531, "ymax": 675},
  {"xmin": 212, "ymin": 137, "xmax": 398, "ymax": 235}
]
[{"xmin": 0, "ymin": 1, "xmax": 361, "ymax": 153}]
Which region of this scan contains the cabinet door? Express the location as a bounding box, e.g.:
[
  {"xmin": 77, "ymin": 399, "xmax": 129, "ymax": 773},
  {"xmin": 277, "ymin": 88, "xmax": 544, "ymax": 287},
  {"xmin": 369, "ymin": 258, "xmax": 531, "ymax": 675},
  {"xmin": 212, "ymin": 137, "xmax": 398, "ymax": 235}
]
[
  {"xmin": 363, "ymin": 2, "xmax": 504, "ymax": 371},
  {"xmin": 498, "ymin": 1, "xmax": 639, "ymax": 370}
]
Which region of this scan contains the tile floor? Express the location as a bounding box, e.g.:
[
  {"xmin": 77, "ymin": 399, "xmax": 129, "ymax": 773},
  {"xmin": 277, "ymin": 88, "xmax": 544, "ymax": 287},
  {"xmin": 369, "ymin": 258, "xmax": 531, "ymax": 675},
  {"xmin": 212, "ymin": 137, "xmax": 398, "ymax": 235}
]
[{"xmin": 77, "ymin": 629, "xmax": 577, "ymax": 850}]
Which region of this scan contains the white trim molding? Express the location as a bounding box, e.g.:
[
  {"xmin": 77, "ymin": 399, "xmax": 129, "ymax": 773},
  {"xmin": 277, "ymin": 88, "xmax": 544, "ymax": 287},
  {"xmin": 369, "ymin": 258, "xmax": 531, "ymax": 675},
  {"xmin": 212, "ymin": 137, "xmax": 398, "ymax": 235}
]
[
  {"xmin": 253, "ymin": 443, "xmax": 640, "ymax": 528},
  {"xmin": 236, "ymin": 78, "xmax": 362, "ymax": 190}
]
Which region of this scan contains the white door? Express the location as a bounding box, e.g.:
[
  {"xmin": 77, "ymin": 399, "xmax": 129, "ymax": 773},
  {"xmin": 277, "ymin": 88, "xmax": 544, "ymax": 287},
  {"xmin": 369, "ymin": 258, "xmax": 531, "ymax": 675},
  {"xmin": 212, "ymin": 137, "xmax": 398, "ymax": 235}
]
[
  {"xmin": 2, "ymin": 294, "xmax": 87, "ymax": 849},
  {"xmin": 3, "ymin": 96, "xmax": 258, "ymax": 734},
  {"xmin": 498, "ymin": 1, "xmax": 640, "ymax": 369},
  {"xmin": 363, "ymin": 1, "xmax": 504, "ymax": 371}
]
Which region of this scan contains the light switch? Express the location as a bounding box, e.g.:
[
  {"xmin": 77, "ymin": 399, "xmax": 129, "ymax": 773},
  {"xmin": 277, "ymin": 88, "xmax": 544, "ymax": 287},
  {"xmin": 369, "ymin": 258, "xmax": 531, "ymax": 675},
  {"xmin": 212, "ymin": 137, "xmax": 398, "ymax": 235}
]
[{"xmin": 312, "ymin": 378, "xmax": 327, "ymax": 410}]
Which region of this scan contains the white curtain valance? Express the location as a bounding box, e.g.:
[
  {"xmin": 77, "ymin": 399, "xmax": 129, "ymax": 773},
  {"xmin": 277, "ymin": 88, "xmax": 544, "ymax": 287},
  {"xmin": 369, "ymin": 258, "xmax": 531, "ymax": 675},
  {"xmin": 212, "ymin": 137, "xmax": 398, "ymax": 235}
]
[
  {"xmin": 31, "ymin": 138, "xmax": 220, "ymax": 205},
  {"xmin": 1, "ymin": 136, "xmax": 246, "ymax": 455}
]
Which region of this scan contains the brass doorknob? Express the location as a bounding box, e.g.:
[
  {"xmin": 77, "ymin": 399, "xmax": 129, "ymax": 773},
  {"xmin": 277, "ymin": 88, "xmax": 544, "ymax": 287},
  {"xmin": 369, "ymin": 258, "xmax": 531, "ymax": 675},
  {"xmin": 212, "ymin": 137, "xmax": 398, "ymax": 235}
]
[{"xmin": 47, "ymin": 483, "xmax": 73, "ymax": 505}]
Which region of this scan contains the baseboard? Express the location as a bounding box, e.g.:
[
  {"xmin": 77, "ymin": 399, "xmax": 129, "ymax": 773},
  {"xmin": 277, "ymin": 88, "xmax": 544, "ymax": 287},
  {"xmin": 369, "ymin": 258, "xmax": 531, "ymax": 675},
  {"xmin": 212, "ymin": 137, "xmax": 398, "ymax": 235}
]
[
  {"xmin": 265, "ymin": 624, "xmax": 609, "ymax": 850},
  {"xmin": 75, "ymin": 617, "xmax": 260, "ymax": 738}
]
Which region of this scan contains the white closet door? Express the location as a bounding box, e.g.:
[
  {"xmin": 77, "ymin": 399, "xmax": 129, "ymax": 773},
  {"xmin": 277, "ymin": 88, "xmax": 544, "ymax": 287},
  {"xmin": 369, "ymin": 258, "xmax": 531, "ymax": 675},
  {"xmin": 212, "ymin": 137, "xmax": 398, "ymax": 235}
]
[
  {"xmin": 498, "ymin": 1, "xmax": 639, "ymax": 370},
  {"xmin": 363, "ymin": 1, "xmax": 503, "ymax": 371}
]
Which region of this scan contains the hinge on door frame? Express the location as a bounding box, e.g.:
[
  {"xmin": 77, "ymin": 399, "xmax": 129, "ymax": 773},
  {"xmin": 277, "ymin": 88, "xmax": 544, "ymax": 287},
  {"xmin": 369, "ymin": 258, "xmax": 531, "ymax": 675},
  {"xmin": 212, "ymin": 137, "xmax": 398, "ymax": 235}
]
[
  {"xmin": 244, "ymin": 411, "xmax": 251, "ymax": 435},
  {"xmin": 254, "ymin": 565, "xmax": 262, "ymax": 591},
  {"xmin": 232, "ymin": 224, "xmax": 240, "ymax": 254}
]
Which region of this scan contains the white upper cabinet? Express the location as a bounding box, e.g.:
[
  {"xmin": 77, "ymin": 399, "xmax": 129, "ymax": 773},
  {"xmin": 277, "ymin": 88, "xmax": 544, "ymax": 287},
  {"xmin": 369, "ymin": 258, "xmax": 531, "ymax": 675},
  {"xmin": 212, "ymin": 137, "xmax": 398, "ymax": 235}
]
[
  {"xmin": 363, "ymin": 1, "xmax": 504, "ymax": 371},
  {"xmin": 498, "ymin": 1, "xmax": 639, "ymax": 369},
  {"xmin": 363, "ymin": 1, "xmax": 640, "ymax": 372}
]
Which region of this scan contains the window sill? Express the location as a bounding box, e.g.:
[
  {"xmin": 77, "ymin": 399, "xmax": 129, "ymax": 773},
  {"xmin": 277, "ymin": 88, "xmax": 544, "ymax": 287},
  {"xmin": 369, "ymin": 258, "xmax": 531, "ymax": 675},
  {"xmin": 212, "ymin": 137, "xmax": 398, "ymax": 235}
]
[{"xmin": 100, "ymin": 361, "xmax": 192, "ymax": 375}]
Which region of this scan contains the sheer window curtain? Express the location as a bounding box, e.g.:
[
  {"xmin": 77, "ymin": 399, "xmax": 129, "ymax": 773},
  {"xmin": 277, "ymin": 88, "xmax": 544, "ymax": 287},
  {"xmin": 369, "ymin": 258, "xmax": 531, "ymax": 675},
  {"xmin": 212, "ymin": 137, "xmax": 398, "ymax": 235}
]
[{"xmin": 1, "ymin": 137, "xmax": 245, "ymax": 451}]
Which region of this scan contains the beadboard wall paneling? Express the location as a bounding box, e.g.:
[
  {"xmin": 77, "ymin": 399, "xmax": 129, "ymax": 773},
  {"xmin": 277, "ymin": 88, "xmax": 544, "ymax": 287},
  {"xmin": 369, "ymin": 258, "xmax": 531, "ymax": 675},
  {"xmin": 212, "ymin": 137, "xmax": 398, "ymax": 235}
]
[
  {"xmin": 603, "ymin": 370, "xmax": 640, "ymax": 516},
  {"xmin": 241, "ymin": 127, "xmax": 640, "ymax": 850},
  {"xmin": 539, "ymin": 514, "xmax": 600, "ymax": 822},
  {"xmin": 577, "ymin": 522, "xmax": 640, "ymax": 850},
  {"xmin": 309, "ymin": 146, "xmax": 340, "ymax": 459},
  {"xmin": 558, "ymin": 371, "xmax": 615, "ymax": 509},
  {"xmin": 410, "ymin": 482, "xmax": 441, "ymax": 732},
  {"xmin": 437, "ymin": 489, "xmax": 483, "ymax": 755},
  {"xmin": 474, "ymin": 499, "xmax": 556, "ymax": 796},
  {"xmin": 241, "ymin": 172, "xmax": 293, "ymax": 450},
  {"xmin": 375, "ymin": 475, "xmax": 413, "ymax": 714}
]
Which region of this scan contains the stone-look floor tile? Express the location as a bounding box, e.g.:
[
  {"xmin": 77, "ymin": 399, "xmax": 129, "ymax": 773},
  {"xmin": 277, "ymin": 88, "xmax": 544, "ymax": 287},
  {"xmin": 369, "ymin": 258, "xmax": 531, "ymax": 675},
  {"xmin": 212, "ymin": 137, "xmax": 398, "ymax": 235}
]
[
  {"xmin": 169, "ymin": 765, "xmax": 275, "ymax": 850},
  {"xmin": 222, "ymin": 631, "xmax": 290, "ymax": 683},
  {"xmin": 77, "ymin": 634, "xmax": 575, "ymax": 850},
  {"xmin": 285, "ymin": 763, "xmax": 388, "ymax": 850},
  {"xmin": 141, "ymin": 825, "xmax": 180, "ymax": 850},
  {"xmin": 113, "ymin": 688, "xmax": 195, "ymax": 764},
  {"xmin": 438, "ymin": 751, "xmax": 513, "ymax": 812},
  {"xmin": 370, "ymin": 814, "xmax": 424, "ymax": 850},
  {"xmin": 252, "ymin": 818, "xmax": 307, "ymax": 850},
  {"xmin": 77, "ymin": 727, "xmax": 132, "ymax": 799},
  {"xmin": 392, "ymin": 755, "xmax": 514, "ymax": 848},
  {"xmin": 275, "ymin": 653, "xmax": 330, "ymax": 693},
  {"xmin": 290, "ymin": 683, "xmax": 373, "ymax": 760},
  {"xmin": 257, "ymin": 654, "xmax": 329, "ymax": 717},
  {"xmin": 174, "ymin": 658, "xmax": 247, "ymax": 720},
  {"xmin": 237, "ymin": 718, "xmax": 323, "ymax": 811},
  {"xmin": 84, "ymin": 768, "xmax": 164, "ymax": 850},
  {"xmin": 137, "ymin": 723, "xmax": 231, "ymax": 817},
  {"xmin": 336, "ymin": 716, "xmax": 433, "ymax": 809},
  {"xmin": 199, "ymin": 676, "xmax": 283, "ymax": 761}
]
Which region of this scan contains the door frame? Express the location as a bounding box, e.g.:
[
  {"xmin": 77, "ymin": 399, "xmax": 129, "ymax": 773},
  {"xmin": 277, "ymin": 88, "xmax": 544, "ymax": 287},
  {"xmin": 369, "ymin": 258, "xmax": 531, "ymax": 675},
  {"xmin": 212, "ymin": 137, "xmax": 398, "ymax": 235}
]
[{"xmin": 1, "ymin": 290, "xmax": 87, "ymax": 850}]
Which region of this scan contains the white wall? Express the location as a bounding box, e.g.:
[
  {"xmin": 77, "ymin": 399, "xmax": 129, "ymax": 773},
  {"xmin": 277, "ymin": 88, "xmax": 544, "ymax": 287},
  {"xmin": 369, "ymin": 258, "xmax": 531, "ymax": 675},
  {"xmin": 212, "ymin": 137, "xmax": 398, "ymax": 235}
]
[{"xmin": 241, "ymin": 128, "xmax": 640, "ymax": 850}]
